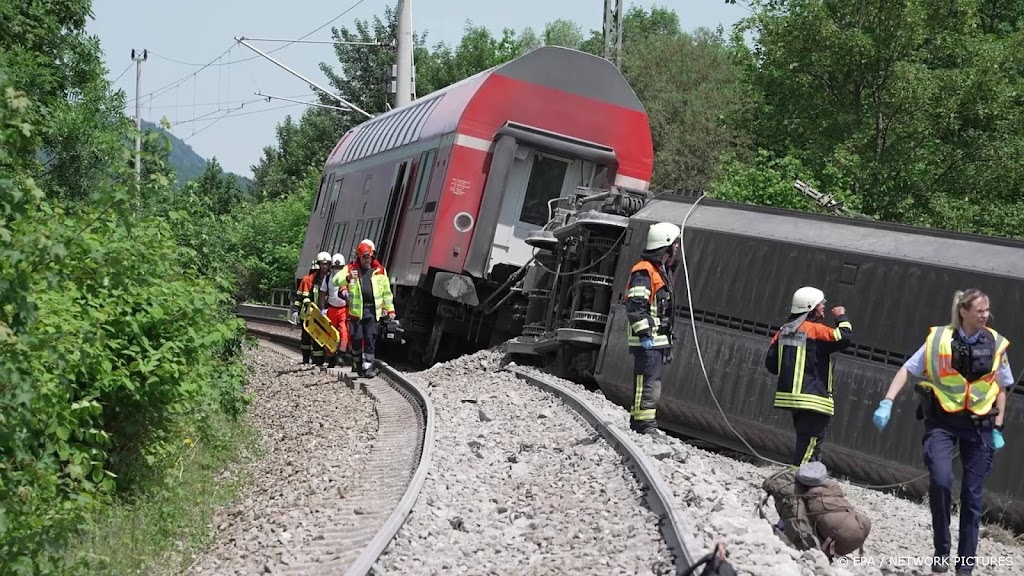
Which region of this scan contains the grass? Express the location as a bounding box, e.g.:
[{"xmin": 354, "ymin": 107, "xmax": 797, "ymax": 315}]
[{"xmin": 65, "ymin": 411, "xmax": 261, "ymax": 575}]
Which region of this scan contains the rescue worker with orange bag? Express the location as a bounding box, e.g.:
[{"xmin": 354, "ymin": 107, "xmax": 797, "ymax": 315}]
[
  {"xmin": 872, "ymin": 289, "xmax": 1014, "ymax": 575},
  {"xmin": 339, "ymin": 240, "xmax": 396, "ymax": 378},
  {"xmin": 320, "ymin": 253, "xmax": 351, "ymax": 369},
  {"xmin": 291, "ymin": 252, "xmax": 332, "ymax": 366}
]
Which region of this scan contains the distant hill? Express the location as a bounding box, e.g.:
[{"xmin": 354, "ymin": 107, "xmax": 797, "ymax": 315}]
[{"xmin": 141, "ymin": 120, "xmax": 253, "ymax": 191}]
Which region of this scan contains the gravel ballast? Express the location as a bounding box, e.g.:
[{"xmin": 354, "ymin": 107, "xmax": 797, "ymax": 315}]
[
  {"xmin": 372, "ymin": 351, "xmax": 675, "ymax": 575},
  {"xmin": 509, "ymin": 356, "xmax": 1024, "ymax": 576},
  {"xmin": 187, "ymin": 343, "xmax": 379, "ymax": 575}
]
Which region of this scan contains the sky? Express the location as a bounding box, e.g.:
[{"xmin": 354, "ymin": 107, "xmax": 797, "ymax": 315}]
[{"xmin": 88, "ymin": 0, "xmax": 752, "ymax": 178}]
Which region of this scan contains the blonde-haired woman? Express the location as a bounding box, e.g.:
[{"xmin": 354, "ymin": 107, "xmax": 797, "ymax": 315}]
[{"xmin": 872, "ymin": 289, "xmax": 1014, "ymax": 575}]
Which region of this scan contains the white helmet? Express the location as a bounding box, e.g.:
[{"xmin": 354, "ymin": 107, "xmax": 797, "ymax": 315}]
[
  {"xmin": 332, "ymin": 253, "xmax": 345, "ymax": 266},
  {"xmin": 316, "ymin": 251, "xmax": 331, "ymax": 263},
  {"xmin": 645, "ymin": 222, "xmax": 681, "ymax": 251},
  {"xmin": 791, "ymin": 286, "xmax": 826, "ymax": 314}
]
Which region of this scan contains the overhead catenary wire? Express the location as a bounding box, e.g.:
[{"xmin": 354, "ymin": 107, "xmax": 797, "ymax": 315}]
[
  {"xmin": 130, "ymin": 0, "xmax": 368, "ymax": 107},
  {"xmin": 111, "ymin": 62, "xmax": 134, "ymax": 84},
  {"xmin": 180, "ymin": 100, "xmax": 303, "ymax": 142}
]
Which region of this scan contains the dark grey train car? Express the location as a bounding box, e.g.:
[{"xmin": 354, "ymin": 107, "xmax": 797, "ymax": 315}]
[{"xmin": 594, "ymin": 193, "xmax": 1024, "ymax": 526}]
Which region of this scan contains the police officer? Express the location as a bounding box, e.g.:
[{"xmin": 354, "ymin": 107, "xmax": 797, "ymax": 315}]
[
  {"xmin": 344, "ymin": 240, "xmax": 396, "ymax": 378},
  {"xmin": 765, "ymin": 287, "xmax": 853, "ymax": 465},
  {"xmin": 624, "ymin": 222, "xmax": 681, "ymax": 435},
  {"xmin": 872, "ymin": 289, "xmax": 1013, "ymax": 575}
]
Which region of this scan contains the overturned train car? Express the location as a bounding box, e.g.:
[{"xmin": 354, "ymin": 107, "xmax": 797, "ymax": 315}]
[{"xmin": 508, "ymin": 188, "xmax": 1024, "ymax": 529}]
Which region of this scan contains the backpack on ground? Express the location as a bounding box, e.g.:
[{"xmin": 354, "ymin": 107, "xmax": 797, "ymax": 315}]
[{"xmin": 759, "ymin": 462, "xmax": 871, "ymax": 560}]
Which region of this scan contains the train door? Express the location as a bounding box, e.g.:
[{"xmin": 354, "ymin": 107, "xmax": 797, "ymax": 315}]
[
  {"xmin": 378, "ymin": 160, "xmax": 414, "ymax": 269},
  {"xmin": 488, "ymin": 146, "xmax": 594, "ymax": 274}
]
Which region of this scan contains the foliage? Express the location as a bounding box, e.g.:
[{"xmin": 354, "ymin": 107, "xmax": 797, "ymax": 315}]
[
  {"xmin": 1, "ymin": 104, "xmax": 250, "ymax": 573},
  {"xmin": 187, "ymin": 157, "xmax": 244, "ymax": 216},
  {"xmin": 139, "ymin": 119, "xmax": 252, "ymax": 190},
  {"xmin": 621, "ymin": 23, "xmax": 751, "ymax": 189},
  {"xmin": 0, "ymin": 4, "xmax": 251, "ymax": 568},
  {"xmin": 709, "ymin": 149, "xmax": 835, "ymax": 212},
  {"xmin": 66, "ymin": 410, "xmax": 258, "ymax": 576},
  {"xmin": 223, "ymin": 172, "xmax": 319, "ymax": 303},
  {"xmin": 250, "ymin": 107, "xmax": 338, "ymax": 202},
  {"xmin": 0, "ymin": 0, "xmax": 133, "ymax": 203},
  {"xmin": 732, "ymin": 0, "xmax": 1024, "ymax": 237}
]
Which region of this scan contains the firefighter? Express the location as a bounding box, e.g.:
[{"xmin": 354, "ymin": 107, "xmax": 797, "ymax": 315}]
[
  {"xmin": 299, "ymin": 251, "xmax": 332, "ymax": 366},
  {"xmin": 872, "ymin": 289, "xmax": 1013, "ymax": 575},
  {"xmin": 765, "ymin": 286, "xmax": 853, "ymax": 466},
  {"xmin": 624, "ymin": 222, "xmax": 681, "ymax": 435},
  {"xmin": 345, "ymin": 240, "xmax": 395, "ymax": 378},
  {"xmin": 291, "ymin": 259, "xmax": 319, "ymax": 365},
  {"xmin": 323, "ymin": 253, "xmax": 351, "ymax": 368}
]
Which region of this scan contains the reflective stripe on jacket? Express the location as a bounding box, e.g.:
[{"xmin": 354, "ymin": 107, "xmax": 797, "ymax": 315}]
[
  {"xmin": 624, "ymin": 259, "xmax": 673, "ymax": 349},
  {"xmin": 766, "ymin": 314, "xmax": 853, "ymax": 416},
  {"xmin": 919, "ymin": 325, "xmax": 1009, "ymax": 416},
  {"xmin": 340, "ymin": 261, "xmax": 395, "ymax": 320},
  {"xmin": 294, "ymin": 273, "xmax": 317, "ymax": 318}
]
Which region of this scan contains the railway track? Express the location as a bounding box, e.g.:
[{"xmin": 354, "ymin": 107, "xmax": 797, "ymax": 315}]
[
  {"xmin": 239, "ymin": 305, "xmax": 434, "ymax": 576},
  {"xmin": 235, "ymin": 304, "xmax": 707, "ymax": 575}
]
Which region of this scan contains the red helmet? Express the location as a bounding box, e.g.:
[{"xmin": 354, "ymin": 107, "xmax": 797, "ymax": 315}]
[{"xmin": 356, "ymin": 240, "xmax": 375, "ymax": 257}]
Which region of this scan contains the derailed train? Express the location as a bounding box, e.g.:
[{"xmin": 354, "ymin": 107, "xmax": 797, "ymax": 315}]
[
  {"xmin": 296, "ymin": 46, "xmax": 1024, "ymax": 528},
  {"xmin": 506, "ymin": 187, "xmax": 1024, "ymax": 531}
]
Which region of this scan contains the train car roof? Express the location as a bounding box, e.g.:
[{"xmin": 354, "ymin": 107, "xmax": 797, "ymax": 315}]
[
  {"xmin": 632, "ymin": 193, "xmax": 1024, "ymax": 278},
  {"xmin": 323, "ymin": 46, "xmax": 647, "ymax": 172}
]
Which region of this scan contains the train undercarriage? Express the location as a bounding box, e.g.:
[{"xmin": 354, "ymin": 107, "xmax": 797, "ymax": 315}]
[{"xmin": 389, "ymin": 185, "xmax": 647, "ymax": 370}]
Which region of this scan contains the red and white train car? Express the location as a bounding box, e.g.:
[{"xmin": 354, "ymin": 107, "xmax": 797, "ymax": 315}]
[{"xmin": 296, "ymin": 46, "xmax": 653, "ymax": 363}]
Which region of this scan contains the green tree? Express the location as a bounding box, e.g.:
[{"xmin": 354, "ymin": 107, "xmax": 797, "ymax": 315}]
[
  {"xmin": 732, "ymin": 0, "xmax": 1024, "ymax": 236},
  {"xmin": 622, "ymin": 25, "xmax": 751, "ymax": 189},
  {"xmin": 191, "ymin": 157, "xmax": 243, "ymax": 216},
  {"xmin": 0, "ymin": 0, "xmax": 132, "ymax": 204},
  {"xmin": 543, "ymin": 19, "xmax": 584, "ymax": 48}
]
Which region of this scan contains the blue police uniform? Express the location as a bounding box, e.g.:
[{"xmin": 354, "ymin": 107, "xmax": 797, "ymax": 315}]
[{"xmin": 901, "ymin": 327, "xmax": 1014, "ymax": 574}]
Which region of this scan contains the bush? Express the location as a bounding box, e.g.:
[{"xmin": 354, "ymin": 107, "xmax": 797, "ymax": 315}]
[{"xmin": 0, "ymin": 79, "xmax": 250, "ymax": 575}]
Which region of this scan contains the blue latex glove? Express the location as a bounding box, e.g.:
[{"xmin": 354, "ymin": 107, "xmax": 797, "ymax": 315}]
[
  {"xmin": 641, "ymin": 337, "xmax": 654, "ymax": 350},
  {"xmin": 320, "ymin": 308, "xmax": 328, "ymax": 316},
  {"xmin": 873, "ymin": 399, "xmax": 893, "ymax": 430},
  {"xmin": 993, "ymin": 430, "xmax": 1005, "ymax": 451}
]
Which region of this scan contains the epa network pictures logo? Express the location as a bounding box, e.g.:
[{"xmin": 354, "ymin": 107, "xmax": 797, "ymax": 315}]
[{"xmin": 836, "ymin": 555, "xmax": 1015, "ymax": 569}]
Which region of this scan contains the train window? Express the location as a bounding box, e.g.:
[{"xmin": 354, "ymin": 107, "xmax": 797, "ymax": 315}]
[
  {"xmin": 375, "ymin": 217, "xmax": 385, "ymax": 244},
  {"xmin": 350, "ymin": 220, "xmax": 365, "ymax": 259},
  {"xmin": 363, "ymin": 175, "xmax": 373, "ymax": 195},
  {"xmin": 519, "ymin": 154, "xmax": 569, "ymax": 226},
  {"xmin": 321, "ymin": 176, "xmax": 342, "ymax": 217},
  {"xmin": 331, "ymin": 222, "xmax": 349, "ymax": 253},
  {"xmin": 314, "ymin": 174, "xmax": 331, "ymax": 215},
  {"xmin": 364, "ymin": 218, "xmax": 378, "ymax": 248},
  {"xmin": 412, "ymin": 149, "xmax": 436, "ymax": 208}
]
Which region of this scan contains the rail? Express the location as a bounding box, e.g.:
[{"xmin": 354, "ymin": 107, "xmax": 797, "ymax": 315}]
[
  {"xmin": 507, "ymin": 367, "xmax": 704, "ymax": 575},
  {"xmin": 236, "ymin": 305, "xmax": 435, "ymax": 576}
]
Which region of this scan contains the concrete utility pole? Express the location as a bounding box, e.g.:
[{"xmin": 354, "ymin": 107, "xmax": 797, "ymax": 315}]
[
  {"xmin": 394, "ymin": 0, "xmax": 413, "ymax": 108},
  {"xmin": 131, "ymin": 49, "xmax": 148, "ymax": 180},
  {"xmin": 603, "ymin": 0, "xmax": 623, "ymax": 69}
]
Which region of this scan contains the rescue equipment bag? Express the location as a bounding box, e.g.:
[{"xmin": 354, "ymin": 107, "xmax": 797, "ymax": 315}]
[
  {"xmin": 803, "ymin": 480, "xmax": 872, "ymax": 557},
  {"xmin": 761, "ymin": 468, "xmax": 821, "ymax": 552},
  {"xmin": 760, "ymin": 462, "xmax": 872, "ymax": 559}
]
